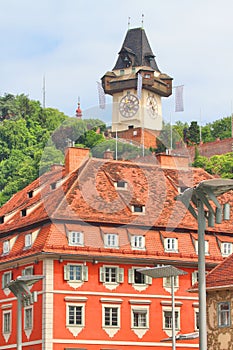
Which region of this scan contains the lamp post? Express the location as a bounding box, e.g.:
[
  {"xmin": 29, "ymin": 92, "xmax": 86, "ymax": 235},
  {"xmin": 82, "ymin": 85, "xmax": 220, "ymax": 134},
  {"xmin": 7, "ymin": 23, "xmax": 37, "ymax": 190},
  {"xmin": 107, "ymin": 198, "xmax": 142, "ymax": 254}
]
[
  {"xmin": 7, "ymin": 275, "xmax": 44, "ymax": 350},
  {"xmin": 138, "ymin": 265, "xmax": 187, "ymax": 350},
  {"xmin": 175, "ymin": 178, "xmax": 233, "ymax": 350}
]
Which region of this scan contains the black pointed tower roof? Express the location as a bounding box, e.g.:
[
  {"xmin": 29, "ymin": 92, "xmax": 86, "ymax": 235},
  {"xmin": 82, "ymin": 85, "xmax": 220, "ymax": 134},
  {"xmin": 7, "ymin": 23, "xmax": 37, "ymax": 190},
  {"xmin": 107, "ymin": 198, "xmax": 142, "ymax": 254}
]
[{"xmin": 113, "ymin": 27, "xmax": 160, "ymax": 71}]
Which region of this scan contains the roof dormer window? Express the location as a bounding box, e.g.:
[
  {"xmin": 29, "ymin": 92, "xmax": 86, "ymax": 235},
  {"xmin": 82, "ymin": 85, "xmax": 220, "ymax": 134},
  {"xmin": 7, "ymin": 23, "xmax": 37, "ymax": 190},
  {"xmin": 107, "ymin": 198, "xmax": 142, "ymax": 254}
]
[
  {"xmin": 3, "ymin": 240, "xmax": 10, "ymax": 254},
  {"xmin": 0, "ymin": 216, "xmax": 5, "ymax": 224},
  {"xmin": 21, "ymin": 209, "xmax": 27, "ymax": 217},
  {"xmin": 50, "ymin": 182, "xmax": 57, "ymax": 190},
  {"xmin": 115, "ymin": 181, "xmax": 127, "ymax": 189},
  {"xmin": 132, "ymin": 205, "xmax": 145, "ymax": 214},
  {"xmin": 165, "ymin": 238, "xmax": 178, "ymax": 253},
  {"xmin": 27, "ymin": 191, "xmax": 34, "ymax": 198}
]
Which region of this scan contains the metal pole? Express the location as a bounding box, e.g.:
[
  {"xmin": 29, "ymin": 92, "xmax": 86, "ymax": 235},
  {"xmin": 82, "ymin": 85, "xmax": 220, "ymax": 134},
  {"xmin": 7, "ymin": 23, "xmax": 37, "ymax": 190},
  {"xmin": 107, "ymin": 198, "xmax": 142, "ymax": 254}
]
[
  {"xmin": 17, "ymin": 294, "xmax": 22, "ymax": 350},
  {"xmin": 171, "ymin": 275, "xmax": 176, "ymax": 350},
  {"xmin": 197, "ymin": 198, "xmax": 207, "ymax": 350}
]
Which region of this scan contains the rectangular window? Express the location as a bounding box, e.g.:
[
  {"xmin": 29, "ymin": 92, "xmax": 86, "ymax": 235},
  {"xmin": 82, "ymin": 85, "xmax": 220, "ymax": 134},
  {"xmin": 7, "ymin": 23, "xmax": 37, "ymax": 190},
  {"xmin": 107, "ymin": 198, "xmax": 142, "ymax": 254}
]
[
  {"xmin": 134, "ymin": 270, "xmax": 145, "ymax": 284},
  {"xmin": 165, "ymin": 238, "xmax": 178, "ymax": 252},
  {"xmin": 2, "ymin": 271, "xmax": 12, "ymax": 289},
  {"xmin": 25, "ymin": 234, "xmax": 32, "ymax": 248},
  {"xmin": 100, "ymin": 266, "xmax": 124, "ymax": 284},
  {"xmin": 131, "ymin": 235, "xmax": 145, "ymax": 249},
  {"xmin": 218, "ymin": 302, "xmax": 230, "ymax": 327},
  {"xmin": 164, "ymin": 275, "xmax": 179, "ymax": 288},
  {"xmin": 3, "ymin": 311, "xmax": 11, "ymax": 333},
  {"xmin": 104, "ymin": 307, "xmax": 118, "ymax": 327},
  {"xmin": 195, "ymin": 311, "xmax": 199, "ymax": 330},
  {"xmin": 115, "ymin": 181, "xmax": 127, "ymax": 189},
  {"xmin": 221, "ymin": 242, "xmax": 232, "ymax": 256},
  {"xmin": 128, "ymin": 268, "xmax": 152, "ymax": 286},
  {"xmin": 132, "ymin": 205, "xmax": 145, "ymax": 213},
  {"xmin": 104, "ymin": 234, "xmax": 118, "ymax": 248},
  {"xmin": 68, "ymin": 305, "xmax": 83, "ymax": 325},
  {"xmin": 133, "ymin": 310, "xmax": 147, "ymax": 328},
  {"xmin": 64, "ymin": 264, "xmax": 88, "ymax": 282},
  {"xmin": 22, "ymin": 266, "xmax": 34, "ymax": 276},
  {"xmin": 164, "ymin": 311, "xmax": 179, "ymax": 329},
  {"xmin": 3, "ymin": 240, "xmax": 10, "ymax": 254},
  {"xmin": 195, "ymin": 240, "xmax": 209, "ymax": 255},
  {"xmin": 24, "ymin": 308, "xmax": 33, "ymax": 329},
  {"xmin": 68, "ymin": 231, "xmax": 83, "ymax": 246}
]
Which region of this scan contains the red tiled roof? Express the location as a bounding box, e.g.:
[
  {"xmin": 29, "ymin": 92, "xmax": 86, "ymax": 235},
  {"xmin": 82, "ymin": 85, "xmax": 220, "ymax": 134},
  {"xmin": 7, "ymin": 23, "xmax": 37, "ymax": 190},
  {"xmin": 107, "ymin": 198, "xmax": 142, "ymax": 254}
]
[
  {"xmin": 0, "ymin": 151, "xmax": 233, "ymax": 266},
  {"xmin": 205, "ymin": 252, "xmax": 233, "ymax": 290}
]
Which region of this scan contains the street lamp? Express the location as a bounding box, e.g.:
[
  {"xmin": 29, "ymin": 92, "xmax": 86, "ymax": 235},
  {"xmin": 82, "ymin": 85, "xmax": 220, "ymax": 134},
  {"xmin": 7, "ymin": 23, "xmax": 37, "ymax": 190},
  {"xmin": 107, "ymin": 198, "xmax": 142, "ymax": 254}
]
[
  {"xmin": 7, "ymin": 275, "xmax": 44, "ymax": 350},
  {"xmin": 175, "ymin": 178, "xmax": 233, "ymax": 350},
  {"xmin": 138, "ymin": 265, "xmax": 187, "ymax": 350}
]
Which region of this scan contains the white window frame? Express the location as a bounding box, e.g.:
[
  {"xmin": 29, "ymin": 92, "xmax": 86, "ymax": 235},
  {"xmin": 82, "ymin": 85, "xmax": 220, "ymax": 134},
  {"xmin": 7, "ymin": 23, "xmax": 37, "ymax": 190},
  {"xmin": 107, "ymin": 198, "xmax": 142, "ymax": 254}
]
[
  {"xmin": 218, "ymin": 301, "xmax": 231, "ymax": 327},
  {"xmin": 128, "ymin": 267, "xmax": 152, "ymax": 292},
  {"xmin": 131, "ymin": 205, "xmax": 145, "ymax": 214},
  {"xmin": 3, "ymin": 310, "xmax": 11, "ymax": 334},
  {"xmin": 2, "ymin": 271, "xmax": 12, "ymax": 289},
  {"xmin": 68, "ymin": 231, "xmax": 84, "ymax": 246},
  {"xmin": 3, "ymin": 240, "xmax": 10, "ymax": 254},
  {"xmin": 66, "ymin": 303, "xmax": 85, "ymax": 327},
  {"xmin": 64, "ymin": 264, "xmax": 88, "ymax": 283},
  {"xmin": 103, "ymin": 305, "xmax": 120, "ymax": 328},
  {"xmin": 192, "ymin": 271, "xmax": 199, "ymax": 285},
  {"xmin": 165, "ymin": 238, "xmax": 178, "ymax": 252},
  {"xmin": 114, "ymin": 181, "xmax": 127, "ymax": 189},
  {"xmin": 24, "ymin": 306, "xmax": 33, "ymax": 330},
  {"xmin": 131, "ymin": 235, "xmax": 145, "ymax": 250},
  {"xmin": 163, "ymin": 275, "xmax": 179, "ymax": 289},
  {"xmin": 221, "ymin": 242, "xmax": 232, "ymax": 256},
  {"xmin": 163, "ymin": 309, "xmax": 180, "ymax": 330},
  {"xmin": 132, "ymin": 307, "xmax": 149, "ymax": 329},
  {"xmin": 22, "ymin": 266, "xmax": 34, "ymax": 276},
  {"xmin": 195, "ymin": 310, "xmax": 199, "ymax": 331},
  {"xmin": 104, "ymin": 234, "xmax": 119, "ymax": 248},
  {"xmin": 100, "ymin": 265, "xmax": 124, "ymax": 289},
  {"xmin": 25, "ymin": 233, "xmax": 32, "ymax": 248},
  {"xmin": 195, "ymin": 240, "xmax": 209, "ymax": 255}
]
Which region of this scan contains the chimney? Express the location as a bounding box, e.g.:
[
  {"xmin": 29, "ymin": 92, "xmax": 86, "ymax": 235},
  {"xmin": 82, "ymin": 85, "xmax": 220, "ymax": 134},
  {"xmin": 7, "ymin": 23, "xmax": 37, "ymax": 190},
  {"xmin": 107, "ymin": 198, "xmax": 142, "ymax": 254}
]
[
  {"xmin": 65, "ymin": 147, "xmax": 90, "ymax": 174},
  {"xmin": 156, "ymin": 153, "xmax": 190, "ymax": 169},
  {"xmin": 104, "ymin": 149, "xmax": 114, "ymax": 160}
]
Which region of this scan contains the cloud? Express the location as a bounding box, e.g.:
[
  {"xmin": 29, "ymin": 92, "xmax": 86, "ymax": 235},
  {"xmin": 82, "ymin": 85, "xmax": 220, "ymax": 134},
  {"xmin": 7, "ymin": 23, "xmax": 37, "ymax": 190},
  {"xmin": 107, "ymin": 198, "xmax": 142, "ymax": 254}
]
[{"xmin": 1, "ymin": 0, "xmax": 233, "ymax": 124}]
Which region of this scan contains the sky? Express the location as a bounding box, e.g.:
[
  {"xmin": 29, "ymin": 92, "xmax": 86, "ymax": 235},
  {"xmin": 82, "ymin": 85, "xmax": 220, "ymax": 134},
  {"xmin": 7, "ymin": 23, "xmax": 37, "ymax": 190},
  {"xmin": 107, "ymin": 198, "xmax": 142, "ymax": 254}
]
[{"xmin": 1, "ymin": 0, "xmax": 233, "ymax": 126}]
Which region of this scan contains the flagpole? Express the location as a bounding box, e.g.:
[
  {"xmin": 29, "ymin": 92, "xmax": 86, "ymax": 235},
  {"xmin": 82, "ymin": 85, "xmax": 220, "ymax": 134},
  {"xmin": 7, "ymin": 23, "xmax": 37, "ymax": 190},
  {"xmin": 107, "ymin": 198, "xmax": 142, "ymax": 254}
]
[
  {"xmin": 42, "ymin": 75, "xmax": 46, "ymax": 108},
  {"xmin": 200, "ymin": 109, "xmax": 202, "ymax": 143},
  {"xmin": 115, "ymin": 127, "xmax": 118, "ymax": 160},
  {"xmin": 170, "ymin": 112, "xmax": 173, "ymax": 150}
]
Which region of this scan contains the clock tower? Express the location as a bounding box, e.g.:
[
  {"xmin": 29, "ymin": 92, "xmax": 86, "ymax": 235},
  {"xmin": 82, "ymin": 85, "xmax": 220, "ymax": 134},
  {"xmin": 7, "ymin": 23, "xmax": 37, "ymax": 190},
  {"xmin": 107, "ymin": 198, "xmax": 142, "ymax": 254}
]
[{"xmin": 102, "ymin": 27, "xmax": 173, "ymax": 132}]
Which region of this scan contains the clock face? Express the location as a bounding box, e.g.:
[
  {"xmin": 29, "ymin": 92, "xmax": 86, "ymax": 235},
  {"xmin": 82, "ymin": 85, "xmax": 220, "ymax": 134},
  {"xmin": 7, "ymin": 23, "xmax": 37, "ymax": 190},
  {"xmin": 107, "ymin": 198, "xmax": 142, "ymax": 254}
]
[
  {"xmin": 147, "ymin": 95, "xmax": 158, "ymax": 118},
  {"xmin": 119, "ymin": 93, "xmax": 139, "ymax": 118}
]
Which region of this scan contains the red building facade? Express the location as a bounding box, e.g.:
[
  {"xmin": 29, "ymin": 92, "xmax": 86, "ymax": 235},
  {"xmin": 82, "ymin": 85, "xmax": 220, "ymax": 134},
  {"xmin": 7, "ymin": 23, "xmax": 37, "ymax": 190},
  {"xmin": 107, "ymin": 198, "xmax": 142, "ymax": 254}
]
[{"xmin": 1, "ymin": 148, "xmax": 233, "ymax": 350}]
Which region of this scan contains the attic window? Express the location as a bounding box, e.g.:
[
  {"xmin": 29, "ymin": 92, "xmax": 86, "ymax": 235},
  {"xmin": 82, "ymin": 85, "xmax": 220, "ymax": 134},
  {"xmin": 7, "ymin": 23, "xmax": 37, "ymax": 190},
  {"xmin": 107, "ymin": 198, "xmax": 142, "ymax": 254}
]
[
  {"xmin": 132, "ymin": 205, "xmax": 145, "ymax": 214},
  {"xmin": 144, "ymin": 74, "xmax": 151, "ymax": 78},
  {"xmin": 0, "ymin": 216, "xmax": 5, "ymax": 224},
  {"xmin": 165, "ymin": 238, "xmax": 178, "ymax": 253},
  {"xmin": 27, "ymin": 191, "xmax": 34, "ymax": 198},
  {"xmin": 115, "ymin": 181, "xmax": 127, "ymax": 189},
  {"xmin": 120, "ymin": 69, "xmax": 125, "ymax": 75},
  {"xmin": 3, "ymin": 240, "xmax": 10, "ymax": 254},
  {"xmin": 21, "ymin": 209, "xmax": 27, "ymax": 217},
  {"xmin": 25, "ymin": 234, "xmax": 32, "ymax": 248},
  {"xmin": 50, "ymin": 182, "xmax": 57, "ymax": 190}
]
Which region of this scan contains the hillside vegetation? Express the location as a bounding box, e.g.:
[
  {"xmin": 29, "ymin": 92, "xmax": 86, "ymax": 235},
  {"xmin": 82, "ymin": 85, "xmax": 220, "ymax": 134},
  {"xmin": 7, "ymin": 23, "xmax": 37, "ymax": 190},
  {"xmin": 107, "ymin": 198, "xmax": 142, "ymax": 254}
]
[{"xmin": 0, "ymin": 93, "xmax": 232, "ymax": 205}]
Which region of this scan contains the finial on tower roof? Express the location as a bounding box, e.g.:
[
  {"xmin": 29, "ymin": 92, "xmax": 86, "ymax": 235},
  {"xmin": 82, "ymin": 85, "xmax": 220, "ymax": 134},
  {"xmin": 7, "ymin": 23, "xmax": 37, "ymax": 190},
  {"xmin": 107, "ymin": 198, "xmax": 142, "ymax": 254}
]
[
  {"xmin": 128, "ymin": 16, "xmax": 131, "ymax": 30},
  {"xmin": 141, "ymin": 13, "xmax": 144, "ymax": 28}
]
